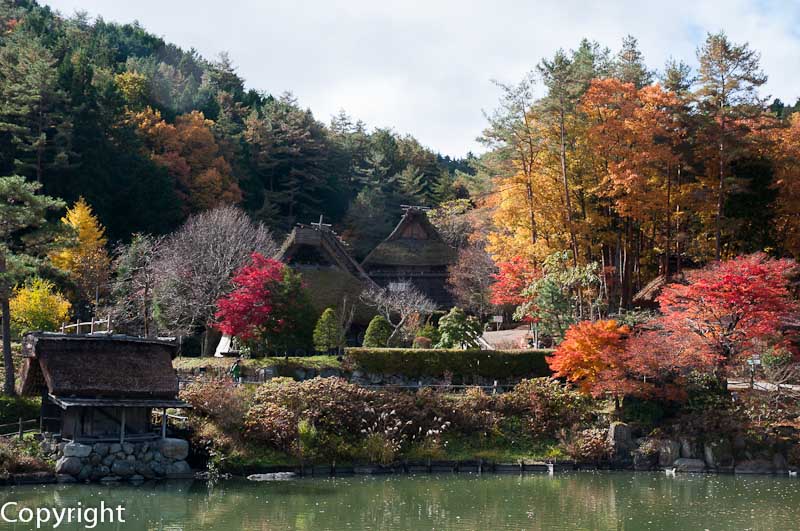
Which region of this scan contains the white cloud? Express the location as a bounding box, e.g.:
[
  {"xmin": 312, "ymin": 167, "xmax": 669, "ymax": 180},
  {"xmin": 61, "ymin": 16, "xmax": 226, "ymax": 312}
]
[{"xmin": 41, "ymin": 0, "xmax": 800, "ymax": 157}]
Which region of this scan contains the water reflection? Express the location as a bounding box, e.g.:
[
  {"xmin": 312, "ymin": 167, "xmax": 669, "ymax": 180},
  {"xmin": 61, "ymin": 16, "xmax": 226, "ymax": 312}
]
[{"xmin": 0, "ymin": 473, "xmax": 798, "ymax": 530}]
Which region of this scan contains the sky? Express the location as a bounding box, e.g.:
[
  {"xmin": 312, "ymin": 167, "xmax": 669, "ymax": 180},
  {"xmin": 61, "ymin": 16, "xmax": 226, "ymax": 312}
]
[{"xmin": 42, "ymin": 0, "xmax": 800, "ymax": 158}]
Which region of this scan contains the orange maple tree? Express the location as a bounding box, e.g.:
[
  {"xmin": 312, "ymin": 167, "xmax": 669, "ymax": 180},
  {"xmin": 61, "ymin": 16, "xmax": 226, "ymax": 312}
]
[
  {"xmin": 132, "ymin": 107, "xmax": 242, "ymax": 214},
  {"xmin": 547, "ymin": 319, "xmax": 632, "ymax": 399}
]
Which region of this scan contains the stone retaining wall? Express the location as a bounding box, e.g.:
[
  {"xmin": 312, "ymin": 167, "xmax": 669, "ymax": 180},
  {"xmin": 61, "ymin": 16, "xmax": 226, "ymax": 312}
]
[{"xmin": 49, "ymin": 438, "xmax": 192, "ymax": 483}]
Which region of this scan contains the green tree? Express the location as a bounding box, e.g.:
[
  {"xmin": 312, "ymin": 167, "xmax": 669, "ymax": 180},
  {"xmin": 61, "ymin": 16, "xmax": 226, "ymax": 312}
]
[
  {"xmin": 313, "ymin": 307, "xmax": 343, "ymax": 353},
  {"xmin": 362, "ymin": 315, "xmax": 392, "ymax": 348},
  {"xmin": 0, "ymin": 175, "xmax": 65, "ymax": 395},
  {"xmin": 695, "ymin": 31, "xmax": 767, "ymax": 260},
  {"xmin": 614, "ymin": 35, "xmax": 652, "ymax": 88},
  {"xmin": 435, "ymin": 307, "xmax": 482, "ymax": 349},
  {"xmin": 0, "ymin": 30, "xmax": 72, "ymax": 183}
]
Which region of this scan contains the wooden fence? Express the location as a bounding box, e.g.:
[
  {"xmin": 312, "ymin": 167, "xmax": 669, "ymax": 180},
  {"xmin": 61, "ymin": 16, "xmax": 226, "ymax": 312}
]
[{"xmin": 60, "ymin": 316, "xmax": 112, "ymax": 335}]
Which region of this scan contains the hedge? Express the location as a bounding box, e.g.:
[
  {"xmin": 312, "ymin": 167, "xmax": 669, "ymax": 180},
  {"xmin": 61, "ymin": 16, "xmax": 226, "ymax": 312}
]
[{"xmin": 344, "ymin": 348, "xmax": 553, "ymax": 380}]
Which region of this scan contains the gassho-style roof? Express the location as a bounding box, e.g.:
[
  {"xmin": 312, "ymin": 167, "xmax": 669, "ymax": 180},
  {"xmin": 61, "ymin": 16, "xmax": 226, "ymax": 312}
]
[
  {"xmin": 362, "ymin": 208, "xmax": 457, "ymax": 268},
  {"xmin": 19, "ymin": 333, "xmax": 182, "ymax": 402},
  {"xmin": 276, "ymin": 223, "xmax": 375, "ymax": 284}
]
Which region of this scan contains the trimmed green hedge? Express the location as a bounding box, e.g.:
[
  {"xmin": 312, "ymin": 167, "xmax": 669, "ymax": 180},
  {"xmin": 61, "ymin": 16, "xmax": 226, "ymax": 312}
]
[{"xmin": 344, "ymin": 348, "xmax": 553, "ymax": 380}]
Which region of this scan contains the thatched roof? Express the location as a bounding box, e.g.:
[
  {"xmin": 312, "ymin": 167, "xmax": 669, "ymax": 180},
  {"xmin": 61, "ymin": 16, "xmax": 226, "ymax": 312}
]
[
  {"xmin": 19, "ymin": 333, "xmax": 179, "ymax": 399},
  {"xmin": 632, "ymin": 272, "xmax": 691, "ymax": 308},
  {"xmin": 277, "ymin": 224, "xmax": 376, "ymax": 283},
  {"xmin": 362, "ymin": 208, "xmax": 457, "ymax": 268}
]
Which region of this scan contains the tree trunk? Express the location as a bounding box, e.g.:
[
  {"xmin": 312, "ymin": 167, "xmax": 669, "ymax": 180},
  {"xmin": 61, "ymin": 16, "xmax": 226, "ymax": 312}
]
[
  {"xmin": 202, "ymin": 327, "xmax": 222, "ymax": 357},
  {"xmin": 559, "ymin": 106, "xmax": 579, "ymax": 266},
  {"xmin": 2, "ymin": 297, "xmax": 15, "ymax": 397}
]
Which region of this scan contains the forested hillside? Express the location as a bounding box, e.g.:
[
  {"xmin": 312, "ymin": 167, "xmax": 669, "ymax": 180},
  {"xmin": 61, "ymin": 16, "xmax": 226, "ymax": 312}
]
[{"xmin": 0, "ymin": 0, "xmax": 472, "ymax": 251}]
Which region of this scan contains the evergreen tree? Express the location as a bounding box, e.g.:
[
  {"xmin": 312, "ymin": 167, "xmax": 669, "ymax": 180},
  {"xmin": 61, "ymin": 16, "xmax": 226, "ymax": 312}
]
[
  {"xmin": 363, "ymin": 315, "xmax": 392, "ymax": 348},
  {"xmin": 313, "ymin": 307, "xmax": 343, "ymax": 352},
  {"xmin": 435, "ymin": 307, "xmax": 482, "ymax": 349},
  {"xmin": 614, "ymin": 35, "xmax": 652, "ymax": 88},
  {"xmin": 0, "ymin": 175, "xmax": 65, "ymax": 395},
  {"xmin": 0, "ymin": 30, "xmax": 72, "ymax": 183},
  {"xmin": 695, "ymin": 31, "xmax": 767, "ymax": 260}
]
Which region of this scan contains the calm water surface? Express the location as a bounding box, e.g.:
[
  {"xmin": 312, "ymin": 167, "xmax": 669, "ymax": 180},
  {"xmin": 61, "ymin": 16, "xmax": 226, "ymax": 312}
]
[{"xmin": 1, "ymin": 472, "xmax": 799, "ymax": 530}]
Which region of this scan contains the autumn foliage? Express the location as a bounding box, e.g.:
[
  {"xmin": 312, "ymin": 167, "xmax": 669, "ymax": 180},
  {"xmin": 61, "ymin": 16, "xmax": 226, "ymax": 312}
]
[
  {"xmin": 653, "ymin": 253, "xmax": 799, "ymax": 369},
  {"xmin": 214, "ymin": 253, "xmax": 314, "ymax": 351},
  {"xmin": 490, "ymin": 256, "xmax": 539, "ymax": 307},
  {"xmin": 548, "ymin": 319, "xmax": 630, "ymax": 397}
]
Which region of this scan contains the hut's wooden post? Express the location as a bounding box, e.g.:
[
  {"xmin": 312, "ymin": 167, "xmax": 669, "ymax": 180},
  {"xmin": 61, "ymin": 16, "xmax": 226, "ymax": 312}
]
[
  {"xmin": 161, "ymin": 408, "xmax": 167, "ymax": 439},
  {"xmin": 119, "ymin": 409, "xmax": 126, "ymax": 443}
]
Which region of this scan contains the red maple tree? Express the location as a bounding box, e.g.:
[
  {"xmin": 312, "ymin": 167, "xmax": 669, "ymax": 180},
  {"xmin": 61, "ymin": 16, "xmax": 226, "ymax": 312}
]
[
  {"xmin": 490, "ymin": 256, "xmax": 539, "ymax": 307},
  {"xmin": 655, "ymin": 253, "xmax": 798, "ymax": 371},
  {"xmin": 214, "ymin": 253, "xmax": 314, "ymax": 352}
]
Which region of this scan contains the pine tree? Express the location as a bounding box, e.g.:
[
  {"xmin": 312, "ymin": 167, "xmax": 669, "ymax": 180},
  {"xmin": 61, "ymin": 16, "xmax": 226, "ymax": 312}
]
[
  {"xmin": 0, "ymin": 30, "xmax": 72, "ymax": 183},
  {"xmin": 0, "ymin": 175, "xmax": 65, "ymax": 395},
  {"xmin": 695, "ymin": 32, "xmax": 767, "ymax": 260},
  {"xmin": 614, "ymin": 35, "xmax": 652, "ymax": 88}
]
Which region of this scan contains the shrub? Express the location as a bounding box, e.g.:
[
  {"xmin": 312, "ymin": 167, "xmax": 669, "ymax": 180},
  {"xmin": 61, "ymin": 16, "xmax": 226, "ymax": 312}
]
[
  {"xmin": 561, "ymin": 427, "xmax": 612, "ymax": 462},
  {"xmin": 180, "ymin": 379, "xmax": 249, "ymax": 431},
  {"xmin": 254, "ymin": 377, "xmax": 375, "ymax": 437},
  {"xmin": 435, "ymin": 307, "xmax": 482, "ymax": 349},
  {"xmin": 762, "ymin": 345, "xmax": 794, "ymax": 370},
  {"xmin": 9, "ymin": 278, "xmax": 71, "ymax": 335},
  {"xmin": 502, "ymin": 378, "xmax": 592, "ymax": 437},
  {"xmin": 345, "ymin": 348, "xmax": 552, "ymax": 380},
  {"xmin": 244, "ymin": 403, "xmax": 297, "ymax": 450},
  {"xmin": 363, "ymin": 316, "xmax": 392, "ymax": 347},
  {"xmin": 416, "ymin": 324, "xmax": 441, "ymax": 345},
  {"xmin": 412, "ymin": 336, "xmax": 432, "ymax": 349},
  {"xmin": 0, "ymin": 438, "xmax": 51, "ymax": 475}
]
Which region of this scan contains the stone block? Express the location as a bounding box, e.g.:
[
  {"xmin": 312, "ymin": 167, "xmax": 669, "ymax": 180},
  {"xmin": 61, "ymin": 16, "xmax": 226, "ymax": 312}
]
[
  {"xmin": 658, "ymin": 440, "xmax": 681, "ymax": 467},
  {"xmin": 93, "ymin": 443, "xmax": 110, "ymax": 457},
  {"xmin": 55, "ymin": 456, "xmax": 82, "ymax": 476},
  {"xmin": 63, "ymin": 443, "xmax": 93, "ymax": 458},
  {"xmin": 111, "ymin": 460, "xmax": 135, "ymax": 477},
  {"xmin": 159, "ymin": 438, "xmax": 189, "ymax": 460},
  {"xmin": 735, "ymin": 459, "xmax": 775, "ymax": 474},
  {"xmin": 673, "ymin": 458, "xmax": 706, "ymax": 473}
]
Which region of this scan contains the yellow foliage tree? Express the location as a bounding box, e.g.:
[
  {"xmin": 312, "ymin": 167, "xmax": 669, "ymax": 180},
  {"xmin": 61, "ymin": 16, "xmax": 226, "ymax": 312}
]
[
  {"xmin": 50, "ymin": 197, "xmax": 110, "ymax": 306},
  {"xmin": 10, "ymin": 278, "xmax": 71, "ymax": 335},
  {"xmin": 114, "ymin": 71, "xmax": 148, "ymax": 109}
]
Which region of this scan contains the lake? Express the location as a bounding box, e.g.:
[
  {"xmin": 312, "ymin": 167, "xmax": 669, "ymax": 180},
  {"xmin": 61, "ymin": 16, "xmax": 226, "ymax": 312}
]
[{"xmin": 1, "ymin": 472, "xmax": 799, "ymax": 530}]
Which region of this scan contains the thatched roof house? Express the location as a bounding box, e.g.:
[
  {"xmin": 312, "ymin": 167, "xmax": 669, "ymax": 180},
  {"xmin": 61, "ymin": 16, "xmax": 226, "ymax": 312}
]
[
  {"xmin": 361, "ymin": 207, "xmax": 457, "ymax": 308},
  {"xmin": 276, "ymin": 223, "xmax": 378, "ymax": 324},
  {"xmin": 19, "ymin": 333, "xmax": 188, "ymax": 442},
  {"xmin": 631, "ymin": 272, "xmax": 691, "ymax": 309}
]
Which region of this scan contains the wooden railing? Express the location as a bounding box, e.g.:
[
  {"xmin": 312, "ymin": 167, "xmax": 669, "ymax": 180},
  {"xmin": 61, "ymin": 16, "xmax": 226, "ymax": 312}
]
[
  {"xmin": 60, "ymin": 316, "xmax": 112, "ymax": 335},
  {"xmin": 0, "ymin": 418, "xmax": 39, "ymax": 439}
]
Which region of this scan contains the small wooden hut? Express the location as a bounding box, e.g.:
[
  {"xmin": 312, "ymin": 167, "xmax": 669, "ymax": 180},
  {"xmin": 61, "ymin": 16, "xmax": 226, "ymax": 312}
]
[
  {"xmin": 18, "ymin": 333, "xmax": 189, "ymax": 443},
  {"xmin": 361, "ymin": 207, "xmax": 457, "ymax": 308}
]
